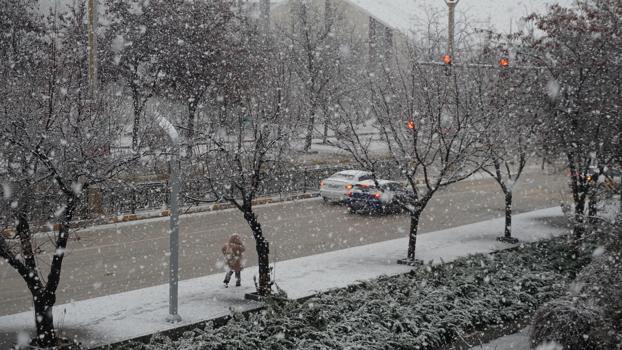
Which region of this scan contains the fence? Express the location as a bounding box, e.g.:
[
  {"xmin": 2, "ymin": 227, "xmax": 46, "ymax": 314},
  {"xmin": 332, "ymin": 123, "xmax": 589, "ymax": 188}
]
[{"xmin": 94, "ymin": 160, "xmax": 400, "ymax": 216}]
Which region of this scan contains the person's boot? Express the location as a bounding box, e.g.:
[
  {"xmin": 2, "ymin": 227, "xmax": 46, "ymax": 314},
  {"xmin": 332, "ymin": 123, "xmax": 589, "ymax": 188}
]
[{"xmin": 235, "ymin": 280, "xmax": 241, "ymax": 287}]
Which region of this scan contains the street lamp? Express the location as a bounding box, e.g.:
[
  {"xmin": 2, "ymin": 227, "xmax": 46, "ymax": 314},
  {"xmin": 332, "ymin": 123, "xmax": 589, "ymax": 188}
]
[{"xmin": 157, "ymin": 116, "xmax": 182, "ymax": 323}]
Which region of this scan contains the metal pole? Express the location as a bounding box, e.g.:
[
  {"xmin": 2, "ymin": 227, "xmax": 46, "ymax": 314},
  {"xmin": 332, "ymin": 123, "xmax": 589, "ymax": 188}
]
[
  {"xmin": 260, "ymin": 0, "xmax": 270, "ymax": 33},
  {"xmin": 446, "ymin": 0, "xmax": 459, "ymax": 59},
  {"xmin": 157, "ymin": 116, "xmax": 182, "ymax": 323},
  {"xmin": 87, "ymin": 0, "xmax": 98, "ymax": 95}
]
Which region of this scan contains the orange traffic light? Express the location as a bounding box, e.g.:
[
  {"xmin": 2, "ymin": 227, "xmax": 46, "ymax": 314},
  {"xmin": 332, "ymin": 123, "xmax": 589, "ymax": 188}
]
[
  {"xmin": 499, "ymin": 57, "xmax": 509, "ymax": 68},
  {"xmin": 407, "ymin": 119, "xmax": 416, "ymax": 130},
  {"xmin": 442, "ymin": 54, "xmax": 452, "ymax": 65}
]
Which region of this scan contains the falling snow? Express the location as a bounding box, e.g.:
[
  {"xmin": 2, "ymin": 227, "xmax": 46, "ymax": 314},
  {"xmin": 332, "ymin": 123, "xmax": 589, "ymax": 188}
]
[{"xmin": 0, "ymin": 0, "xmax": 620, "ymax": 349}]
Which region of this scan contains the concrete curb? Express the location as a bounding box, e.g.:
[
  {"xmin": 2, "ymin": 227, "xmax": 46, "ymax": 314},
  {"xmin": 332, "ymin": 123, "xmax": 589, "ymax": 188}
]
[
  {"xmin": 88, "ymin": 293, "xmax": 320, "ymax": 350},
  {"xmin": 89, "ymin": 192, "xmax": 320, "ymax": 228}
]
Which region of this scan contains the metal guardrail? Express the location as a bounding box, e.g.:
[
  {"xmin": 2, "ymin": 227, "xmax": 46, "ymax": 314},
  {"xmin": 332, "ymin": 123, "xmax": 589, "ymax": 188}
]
[
  {"xmin": 96, "ymin": 160, "xmax": 401, "ymax": 216},
  {"xmin": 4, "ymin": 161, "xmax": 399, "ymax": 228}
]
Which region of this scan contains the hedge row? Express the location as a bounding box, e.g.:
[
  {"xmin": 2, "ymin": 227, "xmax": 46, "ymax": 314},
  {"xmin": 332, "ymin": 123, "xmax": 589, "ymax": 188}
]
[{"xmin": 122, "ymin": 238, "xmax": 589, "ymax": 350}]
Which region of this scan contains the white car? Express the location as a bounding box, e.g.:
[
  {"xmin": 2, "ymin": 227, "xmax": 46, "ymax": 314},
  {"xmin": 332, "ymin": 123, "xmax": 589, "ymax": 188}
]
[{"xmin": 319, "ymin": 170, "xmax": 374, "ymax": 202}]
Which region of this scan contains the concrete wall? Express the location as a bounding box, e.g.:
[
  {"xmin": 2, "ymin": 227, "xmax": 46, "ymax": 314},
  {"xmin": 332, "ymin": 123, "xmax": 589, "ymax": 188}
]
[{"xmin": 271, "ymin": 0, "xmax": 409, "ymax": 61}]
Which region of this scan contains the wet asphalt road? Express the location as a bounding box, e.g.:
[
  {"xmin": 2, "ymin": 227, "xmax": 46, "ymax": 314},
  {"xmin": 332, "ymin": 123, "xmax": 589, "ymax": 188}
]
[{"xmin": 0, "ymin": 170, "xmax": 568, "ymax": 316}]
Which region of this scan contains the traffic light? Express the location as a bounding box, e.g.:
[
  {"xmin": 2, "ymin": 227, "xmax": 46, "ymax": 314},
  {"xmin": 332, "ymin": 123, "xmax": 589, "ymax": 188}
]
[
  {"xmin": 442, "ymin": 54, "xmax": 452, "ymax": 65},
  {"xmin": 499, "ymin": 57, "xmax": 509, "ymax": 68},
  {"xmin": 407, "ymin": 119, "xmax": 416, "ymax": 130}
]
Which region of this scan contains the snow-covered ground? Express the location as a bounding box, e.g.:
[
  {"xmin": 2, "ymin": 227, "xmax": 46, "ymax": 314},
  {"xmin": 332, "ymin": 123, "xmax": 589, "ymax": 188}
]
[
  {"xmin": 468, "ymin": 327, "xmax": 563, "ymax": 350},
  {"xmin": 469, "ymin": 327, "xmax": 531, "ymax": 350},
  {"xmin": 0, "ymin": 207, "xmax": 568, "ymax": 349}
]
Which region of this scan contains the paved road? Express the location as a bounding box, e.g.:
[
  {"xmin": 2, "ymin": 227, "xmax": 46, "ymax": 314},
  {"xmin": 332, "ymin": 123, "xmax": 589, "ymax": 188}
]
[{"xmin": 0, "ymin": 171, "xmax": 568, "ymax": 316}]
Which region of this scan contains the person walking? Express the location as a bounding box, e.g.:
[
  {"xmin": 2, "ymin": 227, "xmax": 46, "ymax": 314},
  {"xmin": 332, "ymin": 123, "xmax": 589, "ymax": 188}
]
[{"xmin": 222, "ymin": 234, "xmax": 245, "ymax": 287}]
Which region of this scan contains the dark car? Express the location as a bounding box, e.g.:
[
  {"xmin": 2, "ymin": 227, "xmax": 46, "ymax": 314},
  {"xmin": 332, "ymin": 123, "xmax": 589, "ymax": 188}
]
[{"xmin": 345, "ymin": 180, "xmax": 408, "ymax": 215}]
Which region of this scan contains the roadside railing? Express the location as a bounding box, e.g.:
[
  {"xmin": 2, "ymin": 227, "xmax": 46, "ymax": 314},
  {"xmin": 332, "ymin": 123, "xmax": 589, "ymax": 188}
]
[{"xmin": 93, "ymin": 160, "xmax": 400, "ymax": 217}]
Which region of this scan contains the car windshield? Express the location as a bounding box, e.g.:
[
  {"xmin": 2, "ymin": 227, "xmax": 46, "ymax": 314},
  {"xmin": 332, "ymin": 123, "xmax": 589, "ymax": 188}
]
[{"xmin": 358, "ymin": 175, "xmax": 373, "ymax": 181}]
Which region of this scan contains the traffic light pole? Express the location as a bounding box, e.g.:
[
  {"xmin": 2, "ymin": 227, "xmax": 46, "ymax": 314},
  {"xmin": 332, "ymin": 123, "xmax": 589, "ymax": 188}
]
[
  {"xmin": 417, "ymin": 61, "xmax": 540, "ymax": 70},
  {"xmin": 446, "ymin": 0, "xmax": 459, "ymax": 60}
]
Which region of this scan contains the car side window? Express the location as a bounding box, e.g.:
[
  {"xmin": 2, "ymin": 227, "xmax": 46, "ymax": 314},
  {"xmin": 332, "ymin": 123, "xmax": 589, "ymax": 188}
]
[{"xmin": 358, "ymin": 175, "xmax": 373, "ymax": 181}]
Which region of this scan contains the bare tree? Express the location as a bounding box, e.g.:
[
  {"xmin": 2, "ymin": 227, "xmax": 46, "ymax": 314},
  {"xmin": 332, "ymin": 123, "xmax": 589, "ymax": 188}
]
[
  {"xmin": 0, "ymin": 0, "xmax": 40, "ymax": 59},
  {"xmin": 283, "ymin": 0, "xmax": 354, "ymax": 152},
  {"xmin": 156, "ymin": 0, "xmax": 237, "ymax": 157},
  {"xmin": 332, "ymin": 43, "xmax": 487, "ymax": 263},
  {"xmin": 189, "ymin": 24, "xmax": 294, "ymax": 296},
  {"xmin": 0, "ymin": 4, "xmax": 138, "ymax": 346},
  {"xmin": 474, "ymin": 40, "xmax": 541, "ymax": 242},
  {"xmin": 99, "ymin": 0, "xmax": 166, "ymax": 151}
]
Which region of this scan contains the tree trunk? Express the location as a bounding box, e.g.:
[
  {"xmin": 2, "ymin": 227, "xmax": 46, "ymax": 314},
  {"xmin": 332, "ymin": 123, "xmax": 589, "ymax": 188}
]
[
  {"xmin": 255, "ymin": 237, "xmax": 271, "ymax": 295},
  {"xmin": 566, "ymin": 152, "xmax": 587, "ymax": 239},
  {"xmin": 321, "ymin": 99, "xmax": 330, "ymax": 144},
  {"xmin": 588, "ymin": 188, "xmax": 598, "ymax": 225},
  {"xmin": 34, "ymin": 195, "xmax": 76, "ymax": 346},
  {"xmin": 504, "ymin": 191, "xmax": 512, "ymax": 238},
  {"xmin": 186, "ymin": 101, "xmax": 197, "ymax": 158},
  {"xmin": 131, "ymin": 99, "xmax": 142, "ymax": 152},
  {"xmin": 33, "ymin": 292, "xmax": 56, "ymax": 347},
  {"xmin": 303, "ymin": 96, "xmax": 318, "ymax": 152},
  {"xmin": 574, "ymin": 199, "xmax": 586, "ymax": 239},
  {"xmin": 243, "ymin": 209, "xmax": 271, "ymax": 295},
  {"xmin": 322, "ymin": 119, "xmax": 329, "ymax": 144},
  {"xmin": 406, "ymin": 211, "xmax": 421, "ymax": 261},
  {"xmin": 304, "ymin": 113, "xmax": 315, "ymax": 152}
]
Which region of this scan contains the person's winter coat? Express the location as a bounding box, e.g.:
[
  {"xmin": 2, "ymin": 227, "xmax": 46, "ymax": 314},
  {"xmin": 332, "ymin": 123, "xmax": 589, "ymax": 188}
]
[{"xmin": 222, "ymin": 234, "xmax": 245, "ymax": 272}]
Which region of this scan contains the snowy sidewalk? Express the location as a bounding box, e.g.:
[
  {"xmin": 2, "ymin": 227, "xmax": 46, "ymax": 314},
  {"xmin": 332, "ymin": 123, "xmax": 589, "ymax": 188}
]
[{"xmin": 0, "ymin": 207, "xmax": 567, "ymax": 349}]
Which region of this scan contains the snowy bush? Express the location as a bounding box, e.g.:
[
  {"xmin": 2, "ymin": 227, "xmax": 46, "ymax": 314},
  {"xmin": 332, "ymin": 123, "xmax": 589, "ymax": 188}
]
[
  {"xmin": 530, "ymin": 299, "xmax": 606, "ymax": 349},
  {"xmin": 576, "ymin": 254, "xmax": 622, "ymax": 327},
  {"xmin": 530, "ymin": 223, "xmax": 622, "ymax": 349},
  {"xmin": 119, "ymin": 238, "xmax": 585, "ymax": 350}
]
